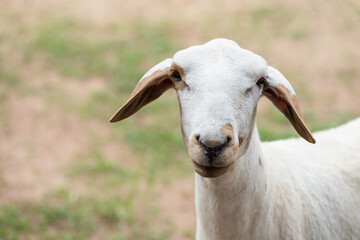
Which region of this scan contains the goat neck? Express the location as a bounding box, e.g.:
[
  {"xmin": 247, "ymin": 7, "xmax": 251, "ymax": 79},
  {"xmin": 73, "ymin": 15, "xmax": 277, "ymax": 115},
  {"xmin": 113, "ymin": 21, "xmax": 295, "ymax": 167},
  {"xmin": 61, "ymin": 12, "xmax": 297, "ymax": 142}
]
[{"xmin": 195, "ymin": 123, "xmax": 272, "ymax": 240}]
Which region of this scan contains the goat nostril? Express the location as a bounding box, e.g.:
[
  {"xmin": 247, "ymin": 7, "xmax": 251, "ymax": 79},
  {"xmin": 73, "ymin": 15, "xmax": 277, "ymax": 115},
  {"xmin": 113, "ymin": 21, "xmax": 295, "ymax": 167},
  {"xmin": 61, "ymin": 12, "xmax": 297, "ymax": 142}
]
[
  {"xmin": 204, "ymin": 148, "xmax": 209, "ymax": 156},
  {"xmin": 198, "ymin": 136, "xmax": 231, "ymax": 158},
  {"xmin": 196, "ymin": 135, "xmax": 200, "ymax": 142},
  {"xmin": 203, "ymin": 145, "xmax": 224, "ymax": 157}
]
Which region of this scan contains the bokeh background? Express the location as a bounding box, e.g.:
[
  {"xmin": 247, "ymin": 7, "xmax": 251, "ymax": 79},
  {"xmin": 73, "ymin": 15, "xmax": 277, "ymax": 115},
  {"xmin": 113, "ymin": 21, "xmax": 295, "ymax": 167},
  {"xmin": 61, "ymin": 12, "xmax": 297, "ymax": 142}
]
[{"xmin": 0, "ymin": 0, "xmax": 359, "ymax": 239}]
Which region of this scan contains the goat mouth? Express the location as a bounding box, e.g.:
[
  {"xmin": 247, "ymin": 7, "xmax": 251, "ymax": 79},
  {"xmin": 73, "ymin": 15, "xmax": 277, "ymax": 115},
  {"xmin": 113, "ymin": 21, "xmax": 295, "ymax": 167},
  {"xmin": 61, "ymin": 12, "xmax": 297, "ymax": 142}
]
[{"xmin": 192, "ymin": 160, "xmax": 234, "ymax": 178}]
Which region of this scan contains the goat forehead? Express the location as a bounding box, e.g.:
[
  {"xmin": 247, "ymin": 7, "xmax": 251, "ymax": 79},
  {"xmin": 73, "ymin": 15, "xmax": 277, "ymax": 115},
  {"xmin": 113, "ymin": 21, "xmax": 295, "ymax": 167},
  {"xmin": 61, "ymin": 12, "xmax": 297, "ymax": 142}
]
[{"xmin": 173, "ymin": 41, "xmax": 267, "ymax": 87}]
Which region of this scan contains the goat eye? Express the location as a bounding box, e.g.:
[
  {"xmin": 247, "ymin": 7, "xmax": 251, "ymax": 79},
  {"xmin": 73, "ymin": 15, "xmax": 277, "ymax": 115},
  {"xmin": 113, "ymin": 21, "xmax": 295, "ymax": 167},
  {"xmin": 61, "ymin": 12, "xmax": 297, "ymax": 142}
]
[
  {"xmin": 256, "ymin": 77, "xmax": 265, "ymax": 87},
  {"xmin": 172, "ymin": 70, "xmax": 182, "ymax": 81}
]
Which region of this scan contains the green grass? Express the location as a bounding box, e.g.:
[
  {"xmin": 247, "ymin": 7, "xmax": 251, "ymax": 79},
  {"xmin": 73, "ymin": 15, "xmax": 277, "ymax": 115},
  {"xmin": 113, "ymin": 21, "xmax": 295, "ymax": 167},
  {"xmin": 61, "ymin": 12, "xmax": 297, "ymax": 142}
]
[
  {"xmin": 0, "ymin": 59, "xmax": 20, "ymax": 129},
  {"xmin": 251, "ymin": 6, "xmax": 291, "ymax": 23},
  {"xmin": 79, "ymin": 90, "xmax": 121, "ymax": 120},
  {"xmin": 20, "ymin": 82, "xmax": 189, "ymax": 184},
  {"xmin": 75, "ymin": 90, "xmax": 189, "ymax": 182},
  {"xmin": 123, "ymin": 125, "xmax": 187, "ymax": 181},
  {"xmin": 249, "ymin": 5, "xmax": 293, "ymax": 36},
  {"xmin": 29, "ymin": 19, "xmax": 178, "ymax": 93},
  {"xmin": 0, "ymin": 59, "xmax": 20, "ymax": 87},
  {"xmin": 70, "ymin": 150, "xmax": 141, "ymax": 189},
  {"xmin": 0, "ymin": 189, "xmax": 170, "ymax": 240},
  {"xmin": 29, "ymin": 19, "xmax": 109, "ymax": 79},
  {"xmin": 291, "ymin": 27, "xmax": 308, "ymax": 40},
  {"xmin": 24, "ymin": 17, "xmax": 190, "ymax": 183},
  {"xmin": 72, "ymin": 152, "xmax": 136, "ymax": 176},
  {"xmin": 258, "ymin": 107, "xmax": 358, "ymax": 142},
  {"xmin": 258, "ymin": 126, "xmax": 298, "ymax": 141},
  {"xmin": 183, "ymin": 229, "xmax": 196, "ymax": 239},
  {"xmin": 0, "ymin": 204, "xmax": 29, "ymax": 239},
  {"xmin": 337, "ymin": 67, "xmax": 358, "ymax": 92},
  {"xmin": 310, "ymin": 111, "xmax": 358, "ymax": 132},
  {"xmin": 0, "ymin": 33, "xmax": 5, "ymax": 42},
  {"xmin": 110, "ymin": 93, "xmax": 190, "ymax": 182}
]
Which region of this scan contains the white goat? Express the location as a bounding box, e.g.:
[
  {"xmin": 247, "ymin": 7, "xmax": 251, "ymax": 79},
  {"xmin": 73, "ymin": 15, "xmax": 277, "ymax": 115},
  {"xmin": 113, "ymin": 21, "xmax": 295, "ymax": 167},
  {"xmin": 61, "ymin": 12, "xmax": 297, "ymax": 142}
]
[{"xmin": 110, "ymin": 39, "xmax": 360, "ymax": 240}]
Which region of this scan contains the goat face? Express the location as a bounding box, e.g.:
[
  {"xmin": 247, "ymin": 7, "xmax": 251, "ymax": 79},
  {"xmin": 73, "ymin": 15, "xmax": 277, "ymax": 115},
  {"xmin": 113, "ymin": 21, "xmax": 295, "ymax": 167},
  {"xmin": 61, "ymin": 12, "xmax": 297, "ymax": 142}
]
[
  {"xmin": 173, "ymin": 39, "xmax": 267, "ymax": 177},
  {"xmin": 110, "ymin": 38, "xmax": 315, "ymax": 178}
]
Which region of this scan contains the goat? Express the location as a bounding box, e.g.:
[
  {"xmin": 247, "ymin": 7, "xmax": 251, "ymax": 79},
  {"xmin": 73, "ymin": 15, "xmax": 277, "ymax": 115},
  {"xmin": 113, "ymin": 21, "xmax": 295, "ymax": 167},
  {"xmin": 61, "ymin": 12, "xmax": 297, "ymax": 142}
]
[{"xmin": 110, "ymin": 38, "xmax": 360, "ymax": 240}]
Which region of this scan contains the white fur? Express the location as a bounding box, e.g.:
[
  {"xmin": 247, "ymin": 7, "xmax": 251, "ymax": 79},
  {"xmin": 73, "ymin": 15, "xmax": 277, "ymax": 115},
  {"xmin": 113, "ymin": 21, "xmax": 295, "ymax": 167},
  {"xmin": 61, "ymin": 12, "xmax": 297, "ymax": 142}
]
[
  {"xmin": 195, "ymin": 118, "xmax": 360, "ymax": 239},
  {"xmin": 117, "ymin": 39, "xmax": 360, "ymax": 239},
  {"xmin": 175, "ymin": 40, "xmax": 360, "ymax": 239},
  {"xmin": 140, "ymin": 58, "xmax": 173, "ymax": 81},
  {"xmin": 267, "ymin": 66, "xmax": 296, "ymax": 95}
]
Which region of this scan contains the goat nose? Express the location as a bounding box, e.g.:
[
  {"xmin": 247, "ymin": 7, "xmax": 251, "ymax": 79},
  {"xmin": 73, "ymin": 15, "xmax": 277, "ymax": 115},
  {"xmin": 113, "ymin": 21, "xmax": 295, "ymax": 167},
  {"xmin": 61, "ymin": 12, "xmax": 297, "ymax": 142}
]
[{"xmin": 196, "ymin": 135, "xmax": 231, "ymax": 158}]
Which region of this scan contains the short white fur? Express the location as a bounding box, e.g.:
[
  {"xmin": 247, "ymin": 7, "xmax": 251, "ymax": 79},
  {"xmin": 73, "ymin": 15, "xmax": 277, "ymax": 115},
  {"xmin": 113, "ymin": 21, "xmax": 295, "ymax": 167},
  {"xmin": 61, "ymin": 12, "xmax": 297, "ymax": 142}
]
[{"xmin": 111, "ymin": 39, "xmax": 360, "ymax": 240}]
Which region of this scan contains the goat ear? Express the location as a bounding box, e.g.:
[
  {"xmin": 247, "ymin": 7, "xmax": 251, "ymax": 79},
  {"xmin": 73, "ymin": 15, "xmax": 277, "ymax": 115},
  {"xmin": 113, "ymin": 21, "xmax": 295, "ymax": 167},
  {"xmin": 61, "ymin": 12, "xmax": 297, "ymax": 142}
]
[
  {"xmin": 263, "ymin": 67, "xmax": 316, "ymax": 143},
  {"xmin": 109, "ymin": 58, "xmax": 174, "ymax": 122}
]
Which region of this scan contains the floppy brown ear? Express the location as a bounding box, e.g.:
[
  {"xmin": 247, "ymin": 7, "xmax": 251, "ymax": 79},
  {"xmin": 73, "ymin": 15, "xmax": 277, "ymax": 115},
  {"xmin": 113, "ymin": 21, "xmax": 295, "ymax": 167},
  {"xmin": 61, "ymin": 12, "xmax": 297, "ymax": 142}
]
[
  {"xmin": 109, "ymin": 58, "xmax": 174, "ymax": 122},
  {"xmin": 263, "ymin": 67, "xmax": 316, "ymax": 143}
]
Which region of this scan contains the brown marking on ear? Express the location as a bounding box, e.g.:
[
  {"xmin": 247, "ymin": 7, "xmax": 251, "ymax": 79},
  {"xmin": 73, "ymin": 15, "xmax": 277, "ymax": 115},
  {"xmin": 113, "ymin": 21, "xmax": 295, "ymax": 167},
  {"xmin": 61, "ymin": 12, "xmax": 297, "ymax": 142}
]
[
  {"xmin": 170, "ymin": 63, "xmax": 187, "ymax": 91},
  {"xmin": 259, "ymin": 157, "xmax": 262, "ymax": 166},
  {"xmin": 132, "ymin": 69, "xmax": 172, "ymax": 98},
  {"xmin": 263, "ymin": 82, "xmax": 316, "ymax": 144},
  {"xmin": 109, "ymin": 67, "xmax": 172, "ymax": 122}
]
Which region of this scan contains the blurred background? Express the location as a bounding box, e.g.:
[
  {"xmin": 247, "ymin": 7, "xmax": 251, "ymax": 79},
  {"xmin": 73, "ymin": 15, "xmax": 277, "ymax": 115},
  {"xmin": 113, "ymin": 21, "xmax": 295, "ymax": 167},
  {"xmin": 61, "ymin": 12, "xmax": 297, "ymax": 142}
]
[{"xmin": 0, "ymin": 0, "xmax": 359, "ymax": 239}]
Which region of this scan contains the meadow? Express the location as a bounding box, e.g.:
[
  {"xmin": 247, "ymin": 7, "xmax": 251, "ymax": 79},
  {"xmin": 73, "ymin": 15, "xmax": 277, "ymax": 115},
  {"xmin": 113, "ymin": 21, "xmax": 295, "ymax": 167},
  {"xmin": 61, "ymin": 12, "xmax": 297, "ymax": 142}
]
[{"xmin": 0, "ymin": 0, "xmax": 359, "ymax": 239}]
